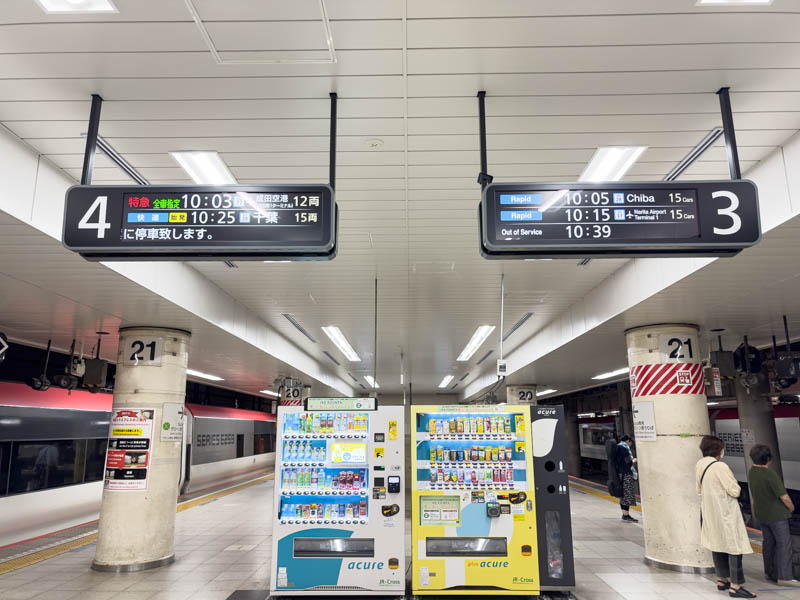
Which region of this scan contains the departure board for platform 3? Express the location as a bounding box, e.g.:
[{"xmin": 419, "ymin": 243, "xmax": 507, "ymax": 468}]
[
  {"xmin": 63, "ymin": 184, "xmax": 336, "ymax": 261},
  {"xmin": 480, "ymin": 180, "xmax": 760, "ymax": 259}
]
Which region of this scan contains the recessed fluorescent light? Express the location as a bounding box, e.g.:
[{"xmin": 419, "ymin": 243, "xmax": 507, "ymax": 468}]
[
  {"xmin": 322, "ymin": 351, "xmax": 341, "ymax": 366},
  {"xmin": 476, "ymin": 350, "xmax": 494, "ymax": 365},
  {"xmin": 364, "ymin": 375, "xmax": 379, "ymax": 389},
  {"xmin": 457, "ymin": 325, "xmax": 496, "ymax": 362},
  {"xmin": 35, "ymin": 0, "xmax": 117, "ymax": 13},
  {"xmin": 707, "ymin": 401, "xmax": 720, "ymax": 406},
  {"xmin": 282, "ymin": 313, "xmax": 317, "ymax": 344},
  {"xmin": 186, "ymin": 368, "xmax": 224, "ymax": 382},
  {"xmin": 580, "ymin": 147, "xmax": 647, "ymax": 182},
  {"xmin": 502, "ymin": 312, "xmax": 533, "ymax": 342},
  {"xmin": 400, "ymin": 373, "xmax": 404, "ymax": 385},
  {"xmin": 259, "ymin": 390, "xmax": 280, "ymax": 397},
  {"xmin": 321, "ymin": 326, "xmax": 360, "ymax": 362},
  {"xmin": 591, "ymin": 367, "xmax": 630, "ymax": 380},
  {"xmin": 170, "ymin": 151, "xmax": 237, "ymax": 185},
  {"xmin": 439, "ymin": 375, "xmax": 455, "ymax": 388},
  {"xmin": 537, "ymin": 388, "xmax": 558, "ymax": 397}
]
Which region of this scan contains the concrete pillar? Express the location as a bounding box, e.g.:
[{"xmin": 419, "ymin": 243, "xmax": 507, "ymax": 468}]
[
  {"xmin": 564, "ymin": 400, "xmax": 582, "ymax": 477},
  {"xmin": 506, "ymin": 385, "xmax": 536, "ymax": 405},
  {"xmin": 617, "ymin": 382, "xmax": 635, "ymax": 438},
  {"xmin": 735, "ymin": 372, "xmax": 782, "ymax": 481},
  {"xmin": 93, "ymin": 327, "xmax": 190, "ymax": 572},
  {"xmin": 625, "ymin": 324, "xmax": 713, "ymax": 572}
]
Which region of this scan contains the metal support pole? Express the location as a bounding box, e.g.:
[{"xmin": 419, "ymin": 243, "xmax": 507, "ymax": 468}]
[
  {"xmin": 329, "ymin": 92, "xmax": 338, "ymax": 190},
  {"xmin": 81, "ymin": 94, "xmax": 103, "ymax": 185},
  {"xmin": 716, "ymin": 87, "xmax": 741, "ymax": 180},
  {"xmin": 477, "ymin": 91, "xmax": 493, "ymax": 189}
]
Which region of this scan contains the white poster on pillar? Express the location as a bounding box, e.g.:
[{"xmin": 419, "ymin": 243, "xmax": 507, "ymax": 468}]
[
  {"xmin": 632, "ymin": 401, "xmax": 657, "ymax": 442},
  {"xmin": 104, "ymin": 407, "xmax": 155, "ymax": 491}
]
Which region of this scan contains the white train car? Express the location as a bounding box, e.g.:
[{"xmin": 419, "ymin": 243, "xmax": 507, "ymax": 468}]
[{"xmin": 0, "ymin": 381, "xmax": 275, "ymax": 547}]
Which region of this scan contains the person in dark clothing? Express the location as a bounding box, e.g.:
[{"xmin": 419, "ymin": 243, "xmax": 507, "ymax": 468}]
[
  {"xmin": 615, "ymin": 435, "xmax": 638, "ymax": 522},
  {"xmin": 747, "ymin": 444, "xmax": 799, "ymax": 587}
]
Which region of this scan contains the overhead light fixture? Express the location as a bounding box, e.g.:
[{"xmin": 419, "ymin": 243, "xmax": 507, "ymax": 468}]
[
  {"xmin": 580, "ymin": 146, "xmax": 647, "ymax": 182},
  {"xmin": 322, "ymin": 351, "xmax": 341, "ymax": 366},
  {"xmin": 697, "ymin": 0, "xmax": 771, "ymax": 4},
  {"xmin": 536, "ymin": 388, "xmax": 558, "ymax": 397},
  {"xmin": 591, "ymin": 367, "xmax": 630, "ymax": 380},
  {"xmin": 439, "ymin": 375, "xmax": 455, "ymax": 388},
  {"xmin": 264, "ymin": 260, "xmax": 291, "ymax": 264},
  {"xmin": 259, "ymin": 390, "xmax": 280, "ymax": 397},
  {"xmin": 170, "ymin": 151, "xmax": 237, "ymax": 185},
  {"xmin": 364, "ymin": 375, "xmax": 379, "ymax": 389},
  {"xmin": 400, "ymin": 373, "xmax": 404, "ymax": 385},
  {"xmin": 457, "ymin": 325, "xmax": 496, "ymax": 362},
  {"xmin": 502, "ymin": 312, "xmax": 533, "ymax": 342},
  {"xmin": 476, "ymin": 350, "xmax": 494, "ymax": 365},
  {"xmin": 707, "ymin": 401, "xmax": 720, "ymax": 406},
  {"xmin": 282, "ymin": 313, "xmax": 317, "ymax": 344},
  {"xmin": 663, "ymin": 128, "xmax": 724, "ymax": 181},
  {"xmin": 322, "ymin": 326, "xmax": 360, "ymax": 362},
  {"xmin": 35, "ymin": 0, "xmax": 117, "ymax": 13},
  {"xmin": 186, "ymin": 368, "xmax": 224, "ymax": 382}
]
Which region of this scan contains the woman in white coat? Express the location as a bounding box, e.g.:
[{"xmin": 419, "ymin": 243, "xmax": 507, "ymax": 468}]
[{"xmin": 696, "ymin": 435, "xmax": 755, "ymax": 598}]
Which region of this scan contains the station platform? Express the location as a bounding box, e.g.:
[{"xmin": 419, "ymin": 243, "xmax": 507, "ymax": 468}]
[{"xmin": 1, "ymin": 477, "xmax": 798, "ymax": 600}]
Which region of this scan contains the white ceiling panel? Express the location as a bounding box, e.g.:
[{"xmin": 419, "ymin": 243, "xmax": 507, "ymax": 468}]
[{"xmin": 1, "ymin": 1, "xmax": 799, "ymax": 396}]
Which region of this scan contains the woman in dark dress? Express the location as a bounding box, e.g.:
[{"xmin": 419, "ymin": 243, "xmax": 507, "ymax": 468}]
[{"xmin": 615, "ymin": 435, "xmax": 638, "ymax": 522}]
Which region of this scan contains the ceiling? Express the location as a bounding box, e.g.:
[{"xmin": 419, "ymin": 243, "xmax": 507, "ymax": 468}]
[{"xmin": 1, "ymin": 0, "xmax": 800, "ymax": 396}]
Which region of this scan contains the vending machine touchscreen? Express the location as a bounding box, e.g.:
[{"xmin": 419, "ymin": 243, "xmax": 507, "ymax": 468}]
[
  {"xmin": 411, "ymin": 405, "xmax": 539, "ymax": 595},
  {"xmin": 270, "ymin": 398, "xmax": 405, "ymax": 596}
]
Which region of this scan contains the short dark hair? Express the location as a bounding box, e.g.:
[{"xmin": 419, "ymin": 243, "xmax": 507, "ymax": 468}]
[
  {"xmin": 620, "ymin": 435, "xmax": 633, "ymax": 443},
  {"xmin": 700, "ymin": 435, "xmax": 725, "ymax": 458},
  {"xmin": 750, "ymin": 444, "xmax": 772, "ymax": 466}
]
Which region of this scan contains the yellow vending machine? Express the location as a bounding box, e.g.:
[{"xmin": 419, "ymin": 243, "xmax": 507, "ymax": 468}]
[{"xmin": 411, "ymin": 405, "xmax": 538, "ymax": 596}]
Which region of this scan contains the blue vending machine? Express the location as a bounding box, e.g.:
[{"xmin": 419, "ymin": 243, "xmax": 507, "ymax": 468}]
[{"xmin": 270, "ymin": 397, "xmax": 405, "ymax": 596}]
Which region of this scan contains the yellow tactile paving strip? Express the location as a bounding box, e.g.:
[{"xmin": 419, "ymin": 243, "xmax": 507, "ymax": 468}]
[
  {"xmin": 568, "ymin": 480, "xmax": 763, "ymax": 555},
  {"xmin": 0, "ymin": 472, "xmax": 274, "ymax": 576}
]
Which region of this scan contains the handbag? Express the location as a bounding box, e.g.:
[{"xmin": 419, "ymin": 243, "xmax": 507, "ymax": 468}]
[{"xmin": 698, "ymin": 459, "xmax": 718, "ymax": 526}]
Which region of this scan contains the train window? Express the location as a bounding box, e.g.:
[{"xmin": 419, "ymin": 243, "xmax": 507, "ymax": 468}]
[
  {"xmin": 84, "ymin": 438, "xmax": 108, "ymax": 483},
  {"xmin": 8, "ymin": 439, "xmax": 86, "ymax": 495},
  {"xmin": 253, "ymin": 434, "xmax": 274, "ymax": 455},
  {"xmin": 0, "ymin": 441, "xmax": 10, "ymax": 496}
]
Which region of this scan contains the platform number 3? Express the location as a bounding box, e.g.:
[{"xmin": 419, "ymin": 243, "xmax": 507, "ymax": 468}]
[
  {"xmin": 712, "ymin": 191, "xmax": 742, "ymax": 235},
  {"xmin": 77, "ymin": 195, "xmax": 111, "ymax": 238}
]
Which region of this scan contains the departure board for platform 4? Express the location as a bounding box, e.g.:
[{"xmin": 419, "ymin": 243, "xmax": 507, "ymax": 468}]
[
  {"xmin": 480, "ymin": 180, "xmax": 760, "ymax": 258},
  {"xmin": 63, "ymin": 184, "xmax": 337, "ymax": 261}
]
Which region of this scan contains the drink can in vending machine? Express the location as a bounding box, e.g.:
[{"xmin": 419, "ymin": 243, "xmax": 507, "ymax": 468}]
[
  {"xmin": 471, "ymin": 470, "xmax": 478, "ymax": 484},
  {"xmin": 457, "ymin": 449, "xmax": 465, "ymax": 462},
  {"xmin": 429, "ymin": 469, "xmax": 437, "ymax": 484},
  {"xmin": 457, "ymin": 469, "xmax": 464, "ymax": 484},
  {"xmin": 437, "ymin": 469, "xmax": 444, "ymax": 483},
  {"xmin": 339, "ymin": 503, "xmax": 345, "ymax": 517},
  {"xmin": 451, "ymin": 469, "xmax": 458, "ymax": 483},
  {"xmin": 492, "ymin": 469, "xmax": 499, "ymax": 482},
  {"xmin": 429, "ymin": 418, "xmax": 437, "ymax": 434},
  {"xmin": 505, "ymin": 447, "xmax": 513, "ymax": 461},
  {"xmin": 471, "ymin": 447, "xmax": 478, "ymax": 462},
  {"xmin": 504, "ymin": 416, "xmax": 512, "ymax": 433},
  {"xmin": 430, "ymin": 448, "xmax": 436, "ymax": 462},
  {"xmin": 506, "ymin": 469, "xmax": 514, "ymax": 482},
  {"xmin": 436, "ymin": 446, "xmax": 444, "ymax": 462},
  {"xmin": 515, "ymin": 414, "xmax": 524, "ymax": 433},
  {"xmin": 449, "ymin": 449, "xmax": 457, "ymax": 462}
]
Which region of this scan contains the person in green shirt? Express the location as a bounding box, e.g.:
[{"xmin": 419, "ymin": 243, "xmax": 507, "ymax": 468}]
[{"xmin": 747, "ymin": 444, "xmax": 798, "ymax": 587}]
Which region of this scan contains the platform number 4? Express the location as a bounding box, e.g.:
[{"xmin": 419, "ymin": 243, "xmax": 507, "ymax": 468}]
[
  {"xmin": 123, "ymin": 337, "xmax": 163, "ymax": 366},
  {"xmin": 77, "ymin": 195, "xmax": 111, "ymax": 238}
]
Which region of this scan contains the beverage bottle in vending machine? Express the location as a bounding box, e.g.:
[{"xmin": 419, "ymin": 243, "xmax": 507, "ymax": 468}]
[
  {"xmin": 299, "ymin": 413, "xmax": 306, "ymax": 433},
  {"xmin": 290, "ymin": 469, "xmax": 297, "ymax": 490},
  {"xmin": 332, "ymin": 474, "xmax": 339, "ymax": 489},
  {"xmin": 428, "ymin": 418, "xmax": 436, "ymax": 434},
  {"xmin": 325, "ymin": 474, "xmax": 332, "ymax": 491},
  {"xmin": 359, "ymin": 500, "xmax": 367, "ymax": 517},
  {"xmin": 311, "ymin": 413, "xmax": 320, "ymax": 433},
  {"xmin": 347, "ymin": 413, "xmax": 354, "ymax": 432},
  {"xmin": 310, "ymin": 469, "xmax": 318, "ymax": 490},
  {"xmin": 471, "ymin": 470, "xmax": 478, "ymax": 484},
  {"xmin": 331, "ymin": 504, "xmax": 338, "ymax": 519},
  {"xmin": 457, "ymin": 469, "xmax": 464, "ymax": 484},
  {"xmin": 353, "ymin": 471, "xmax": 360, "ymax": 490},
  {"xmin": 506, "ymin": 469, "xmax": 514, "ymax": 482},
  {"xmin": 283, "ymin": 441, "xmax": 290, "ymax": 457},
  {"xmin": 429, "ymin": 470, "xmax": 437, "ymax": 484},
  {"xmin": 295, "ymin": 504, "xmax": 302, "ymax": 519},
  {"xmin": 361, "ymin": 470, "xmax": 367, "ymax": 490},
  {"xmin": 436, "ymin": 419, "xmax": 444, "ymax": 434},
  {"xmin": 327, "ymin": 413, "xmax": 334, "ymax": 433},
  {"xmin": 324, "ymin": 504, "xmax": 331, "ymax": 520},
  {"xmin": 492, "ymin": 469, "xmax": 499, "ymax": 482},
  {"xmin": 504, "ymin": 416, "xmax": 512, "ymax": 433}
]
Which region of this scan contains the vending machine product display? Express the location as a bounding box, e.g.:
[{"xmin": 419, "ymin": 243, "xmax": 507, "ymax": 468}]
[
  {"xmin": 270, "ymin": 398, "xmax": 404, "ymax": 596},
  {"xmin": 411, "ymin": 405, "xmax": 539, "ymax": 595}
]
